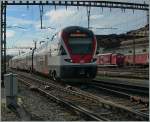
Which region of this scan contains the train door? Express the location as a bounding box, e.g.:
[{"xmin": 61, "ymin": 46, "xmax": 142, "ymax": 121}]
[
  {"xmin": 147, "ymin": 53, "xmax": 149, "ymax": 64},
  {"xmin": 44, "ymin": 54, "xmax": 49, "ymax": 74},
  {"xmin": 104, "ymin": 54, "xmax": 111, "ymax": 65},
  {"xmin": 39, "ymin": 54, "xmax": 45, "ymax": 73},
  {"xmin": 99, "ymin": 55, "xmax": 104, "ymax": 64},
  {"xmin": 111, "ymin": 54, "xmax": 116, "ymax": 65}
]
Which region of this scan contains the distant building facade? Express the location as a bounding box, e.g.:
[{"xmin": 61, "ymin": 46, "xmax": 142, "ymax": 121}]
[{"xmin": 96, "ymin": 24, "xmax": 149, "ymax": 56}]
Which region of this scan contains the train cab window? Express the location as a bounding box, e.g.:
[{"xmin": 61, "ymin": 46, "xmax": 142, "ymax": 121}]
[
  {"xmin": 68, "ymin": 37, "xmax": 92, "ymax": 54},
  {"xmin": 59, "ymin": 46, "xmax": 67, "ymax": 55}
]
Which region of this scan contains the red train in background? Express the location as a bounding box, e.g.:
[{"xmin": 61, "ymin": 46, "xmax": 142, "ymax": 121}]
[
  {"xmin": 96, "ymin": 53, "xmax": 149, "ymax": 66},
  {"xmin": 125, "ymin": 53, "xmax": 149, "ymax": 66},
  {"xmin": 96, "ymin": 53, "xmax": 124, "ymax": 66}
]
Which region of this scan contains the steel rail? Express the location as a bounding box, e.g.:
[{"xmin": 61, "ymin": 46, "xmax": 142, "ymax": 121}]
[
  {"xmin": 98, "ymin": 68, "xmax": 149, "ymax": 73},
  {"xmin": 16, "ymin": 76, "xmax": 107, "ymax": 121},
  {"xmin": 97, "ymin": 73, "xmax": 148, "ymax": 80},
  {"xmin": 14, "ymin": 71, "xmax": 149, "ymax": 120},
  {"xmin": 89, "ymin": 84, "xmax": 149, "ymax": 106},
  {"xmin": 92, "ymin": 80, "xmax": 149, "ymax": 95}
]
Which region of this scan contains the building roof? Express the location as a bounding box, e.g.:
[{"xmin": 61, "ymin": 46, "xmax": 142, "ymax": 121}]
[{"xmin": 96, "ymin": 24, "xmax": 149, "ymax": 49}]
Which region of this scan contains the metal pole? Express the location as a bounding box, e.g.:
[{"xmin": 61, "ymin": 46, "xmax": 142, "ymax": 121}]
[
  {"xmin": 1, "ymin": 3, "xmax": 3, "ymax": 79},
  {"xmin": 34, "ymin": 41, "xmax": 37, "ymax": 49},
  {"xmin": 31, "ymin": 49, "xmax": 34, "ymax": 72},
  {"xmin": 133, "ymin": 39, "xmax": 135, "ymax": 66},
  {"xmin": 1, "ymin": 2, "xmax": 7, "ymax": 82},
  {"xmin": 4, "ymin": 4, "xmax": 6, "ymax": 74},
  {"xmin": 147, "ymin": 10, "xmax": 149, "ymax": 25},
  {"xmin": 32, "ymin": 41, "xmax": 36, "ymax": 72},
  {"xmin": 39, "ymin": 5, "xmax": 43, "ymax": 29},
  {"xmin": 87, "ymin": 7, "xmax": 91, "ymax": 29}
]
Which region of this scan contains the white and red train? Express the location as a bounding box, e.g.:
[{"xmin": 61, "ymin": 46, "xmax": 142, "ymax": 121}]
[{"xmin": 9, "ymin": 26, "xmax": 98, "ymax": 81}]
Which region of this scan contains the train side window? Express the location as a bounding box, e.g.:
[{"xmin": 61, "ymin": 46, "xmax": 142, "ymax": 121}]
[
  {"xmin": 143, "ymin": 49, "xmax": 146, "ymax": 52},
  {"xmin": 49, "ymin": 49, "xmax": 52, "ymax": 56},
  {"xmin": 96, "ymin": 50, "xmax": 99, "ymax": 54},
  {"xmin": 128, "ymin": 50, "xmax": 132, "ymax": 53},
  {"xmin": 59, "ymin": 46, "xmax": 67, "ymax": 55}
]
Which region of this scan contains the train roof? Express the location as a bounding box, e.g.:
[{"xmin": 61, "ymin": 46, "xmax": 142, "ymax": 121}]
[
  {"xmin": 11, "ymin": 50, "xmax": 32, "ymax": 60},
  {"xmin": 11, "ymin": 26, "xmax": 95, "ymax": 61},
  {"xmin": 97, "ymin": 53, "xmax": 112, "ymax": 56},
  {"xmin": 97, "ymin": 53, "xmax": 124, "ymax": 56},
  {"xmin": 62, "ymin": 26, "xmax": 94, "ymax": 34}
]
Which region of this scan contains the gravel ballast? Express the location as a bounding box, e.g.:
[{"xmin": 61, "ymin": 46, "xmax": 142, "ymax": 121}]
[{"xmin": 1, "ymin": 81, "xmax": 84, "ymax": 121}]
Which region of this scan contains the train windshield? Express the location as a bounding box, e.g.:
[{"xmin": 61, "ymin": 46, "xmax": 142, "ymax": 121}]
[{"xmin": 68, "ymin": 37, "xmax": 92, "ymax": 54}]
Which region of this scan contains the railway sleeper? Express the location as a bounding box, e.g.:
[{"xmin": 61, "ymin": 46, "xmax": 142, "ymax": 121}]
[
  {"xmin": 16, "ymin": 73, "xmax": 149, "ymax": 121},
  {"xmin": 139, "ymin": 108, "xmax": 149, "ymax": 112},
  {"xmin": 130, "ymin": 96, "xmax": 149, "ymax": 106},
  {"xmin": 29, "ymin": 85, "xmax": 39, "ymax": 90},
  {"xmin": 37, "ymin": 88, "xmax": 105, "ymax": 121},
  {"xmin": 44, "ymin": 85, "xmax": 55, "ymax": 91}
]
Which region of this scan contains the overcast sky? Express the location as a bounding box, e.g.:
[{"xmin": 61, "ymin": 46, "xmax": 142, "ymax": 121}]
[{"xmin": 6, "ymin": 0, "xmax": 149, "ymax": 55}]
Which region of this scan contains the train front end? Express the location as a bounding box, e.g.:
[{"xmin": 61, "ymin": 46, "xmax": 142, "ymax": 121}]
[{"xmin": 60, "ymin": 26, "xmax": 97, "ymax": 81}]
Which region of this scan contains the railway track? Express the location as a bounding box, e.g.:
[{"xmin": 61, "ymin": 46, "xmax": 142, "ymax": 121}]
[
  {"xmin": 11, "ymin": 71, "xmax": 149, "ymax": 121},
  {"xmin": 97, "ymin": 67, "xmax": 149, "ymax": 79},
  {"xmin": 91, "ymin": 80, "xmax": 149, "ymax": 96},
  {"xmin": 78, "ymin": 80, "xmax": 149, "ymax": 116},
  {"xmin": 98, "ymin": 67, "xmax": 149, "ymax": 73},
  {"xmin": 16, "ymin": 74, "xmax": 103, "ymax": 121}
]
